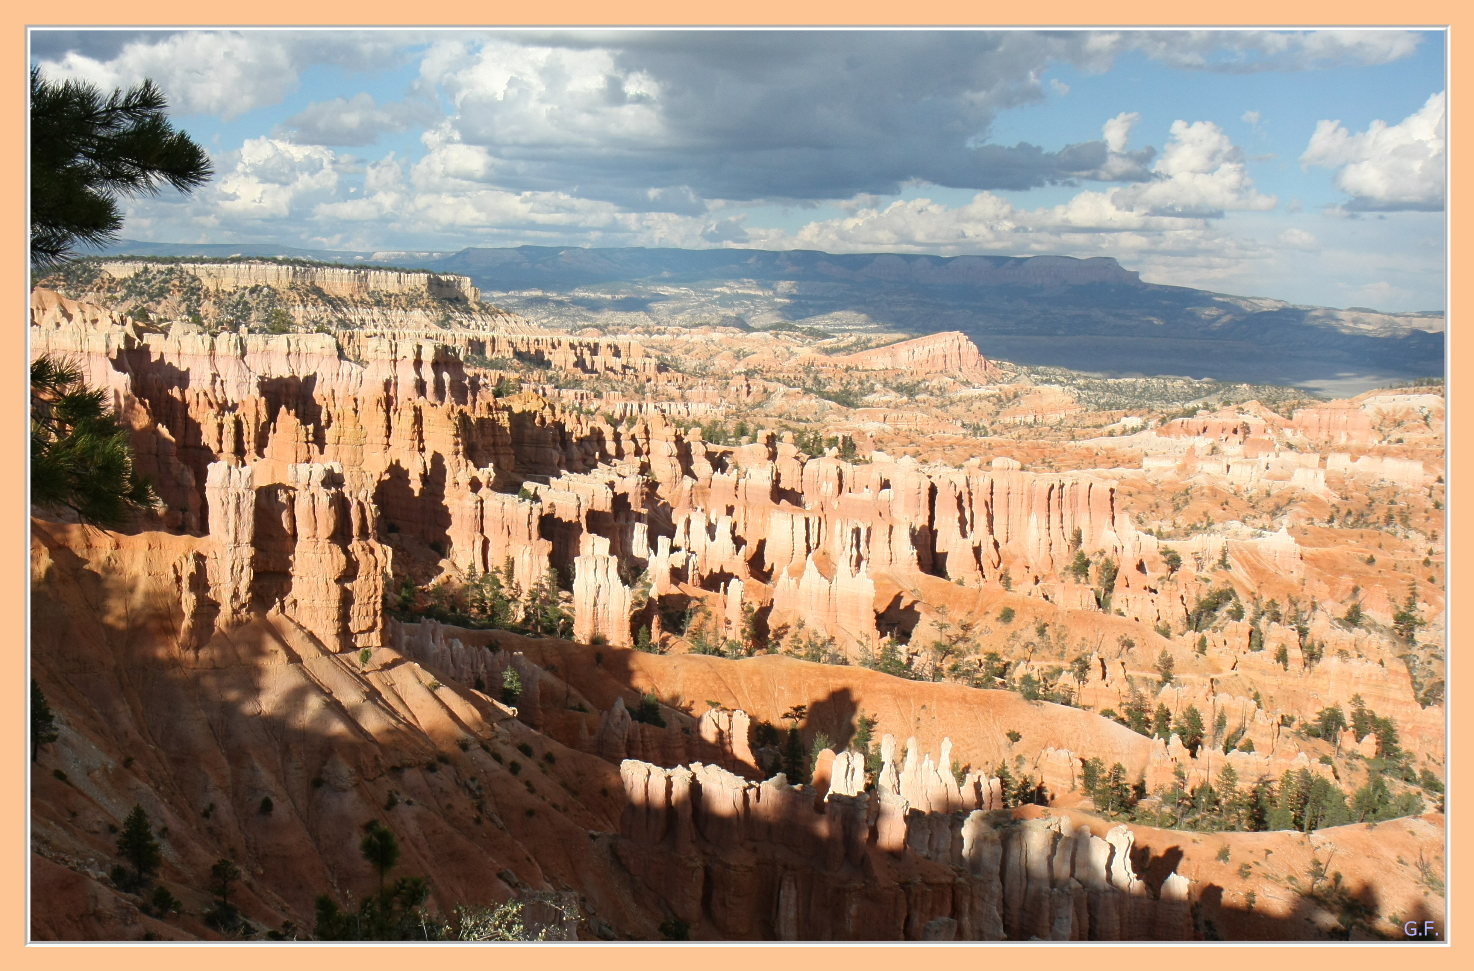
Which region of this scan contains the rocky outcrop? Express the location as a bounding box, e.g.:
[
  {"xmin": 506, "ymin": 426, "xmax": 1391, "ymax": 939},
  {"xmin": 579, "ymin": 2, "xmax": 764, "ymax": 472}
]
[
  {"xmin": 573, "ymin": 536, "xmax": 633, "ymax": 647},
  {"xmin": 204, "ymin": 462, "xmax": 256, "ymax": 627},
  {"xmin": 696, "ymin": 708, "xmax": 761, "ymax": 779},
  {"xmin": 817, "ymin": 332, "xmax": 995, "ymax": 378},
  {"xmin": 35, "ymin": 282, "xmax": 1158, "ymax": 660},
  {"xmin": 615, "ymin": 756, "xmax": 1188, "ymax": 940},
  {"xmin": 102, "ymin": 260, "xmax": 484, "ymax": 303},
  {"xmin": 1326, "ymin": 452, "xmax": 1426, "ymax": 488},
  {"xmin": 1291, "ymin": 405, "xmax": 1375, "ymax": 445},
  {"xmin": 281, "ymin": 463, "xmax": 389, "ymax": 652}
]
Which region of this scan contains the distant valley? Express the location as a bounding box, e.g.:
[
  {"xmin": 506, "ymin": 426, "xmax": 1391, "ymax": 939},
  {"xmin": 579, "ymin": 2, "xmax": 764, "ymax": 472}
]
[{"xmin": 93, "ymin": 240, "xmax": 1445, "ymax": 390}]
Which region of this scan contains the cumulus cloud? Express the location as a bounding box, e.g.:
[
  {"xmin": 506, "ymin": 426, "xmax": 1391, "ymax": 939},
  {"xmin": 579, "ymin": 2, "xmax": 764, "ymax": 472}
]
[
  {"xmin": 723, "ymin": 115, "xmax": 1283, "ymax": 282},
  {"xmin": 217, "ymin": 138, "xmax": 342, "ymax": 219},
  {"xmin": 406, "ymin": 32, "xmax": 1147, "ymax": 206},
  {"xmin": 1094, "ymin": 112, "xmax": 1155, "ymax": 181},
  {"xmin": 742, "ymin": 189, "xmax": 1270, "ymax": 285},
  {"xmin": 1111, "ymin": 120, "xmax": 1275, "ymax": 218},
  {"xmin": 1300, "ymin": 91, "xmax": 1445, "ymax": 211},
  {"xmin": 1277, "ymin": 228, "xmax": 1320, "ymax": 251},
  {"xmin": 46, "ymin": 27, "xmax": 1431, "ymax": 297},
  {"xmin": 34, "ymin": 30, "xmax": 413, "ymax": 119},
  {"xmin": 277, "ymin": 93, "xmax": 440, "ymax": 146},
  {"xmin": 700, "ymin": 216, "xmax": 750, "ymax": 244},
  {"xmin": 33, "ymin": 28, "xmax": 1428, "ymax": 214}
]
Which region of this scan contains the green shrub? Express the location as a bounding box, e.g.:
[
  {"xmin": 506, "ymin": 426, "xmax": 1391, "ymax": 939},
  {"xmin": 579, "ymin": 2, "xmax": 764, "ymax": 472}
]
[{"xmin": 149, "ymin": 885, "xmax": 181, "ymax": 916}]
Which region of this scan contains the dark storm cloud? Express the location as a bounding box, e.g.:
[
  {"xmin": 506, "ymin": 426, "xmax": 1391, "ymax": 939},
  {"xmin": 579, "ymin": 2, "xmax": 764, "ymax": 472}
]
[
  {"xmin": 29, "ymin": 29, "xmax": 177, "ymax": 62},
  {"xmin": 438, "ymin": 31, "xmax": 1152, "ymax": 207}
]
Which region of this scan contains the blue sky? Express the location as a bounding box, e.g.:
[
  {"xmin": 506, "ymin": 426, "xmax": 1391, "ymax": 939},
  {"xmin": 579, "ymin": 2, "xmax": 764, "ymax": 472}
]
[{"xmin": 31, "ymin": 29, "xmax": 1446, "ymax": 311}]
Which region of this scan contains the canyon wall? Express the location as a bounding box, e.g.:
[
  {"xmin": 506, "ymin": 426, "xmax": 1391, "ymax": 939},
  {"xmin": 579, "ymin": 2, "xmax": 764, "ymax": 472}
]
[
  {"xmin": 615, "ymin": 751, "xmax": 1190, "ymax": 941},
  {"xmin": 102, "ymin": 260, "xmax": 483, "ymax": 304},
  {"xmin": 810, "ymin": 331, "xmax": 995, "ymax": 377}
]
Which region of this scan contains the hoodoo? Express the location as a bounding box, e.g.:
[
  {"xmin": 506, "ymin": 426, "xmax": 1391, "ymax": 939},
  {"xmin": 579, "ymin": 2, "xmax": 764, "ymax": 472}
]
[{"xmin": 29, "ymin": 284, "xmax": 1445, "ymax": 941}]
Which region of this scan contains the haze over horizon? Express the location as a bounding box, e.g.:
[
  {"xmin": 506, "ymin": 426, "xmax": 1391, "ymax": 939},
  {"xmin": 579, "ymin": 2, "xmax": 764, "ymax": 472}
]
[{"xmin": 32, "ymin": 28, "xmax": 1446, "ymax": 313}]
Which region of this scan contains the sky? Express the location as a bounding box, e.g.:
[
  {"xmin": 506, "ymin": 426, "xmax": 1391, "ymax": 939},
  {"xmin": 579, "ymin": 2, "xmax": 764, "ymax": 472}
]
[{"xmin": 30, "ymin": 28, "xmax": 1446, "ymax": 312}]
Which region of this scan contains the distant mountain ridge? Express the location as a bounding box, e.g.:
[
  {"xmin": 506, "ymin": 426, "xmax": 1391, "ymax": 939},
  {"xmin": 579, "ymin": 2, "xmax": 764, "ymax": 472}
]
[
  {"xmin": 423, "ymin": 245, "xmax": 1145, "ymax": 289},
  {"xmin": 92, "ymin": 241, "xmax": 1444, "ymax": 387}
]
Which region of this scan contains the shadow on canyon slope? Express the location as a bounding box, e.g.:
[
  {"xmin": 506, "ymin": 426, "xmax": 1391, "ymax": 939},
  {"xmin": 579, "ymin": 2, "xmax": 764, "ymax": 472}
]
[
  {"xmin": 1199, "ymin": 874, "xmax": 1444, "ymax": 942},
  {"xmin": 28, "ymin": 519, "xmax": 660, "ymax": 941},
  {"xmin": 29, "ymin": 522, "xmax": 1445, "ymax": 941}
]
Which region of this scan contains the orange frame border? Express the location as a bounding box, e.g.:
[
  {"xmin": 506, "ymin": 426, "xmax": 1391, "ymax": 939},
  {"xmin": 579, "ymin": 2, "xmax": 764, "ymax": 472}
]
[{"xmin": 4, "ymin": 3, "xmax": 1462, "ymax": 968}]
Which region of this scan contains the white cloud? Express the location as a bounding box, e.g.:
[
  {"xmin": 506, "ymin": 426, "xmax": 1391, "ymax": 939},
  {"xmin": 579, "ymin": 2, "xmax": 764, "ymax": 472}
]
[
  {"xmin": 741, "ymin": 186, "xmax": 1268, "ymax": 279},
  {"xmin": 1122, "ymin": 29, "xmax": 1423, "ymax": 73},
  {"xmin": 1300, "ymin": 91, "xmax": 1445, "ymax": 211},
  {"xmin": 1277, "ymin": 228, "xmax": 1320, "ymax": 250},
  {"xmin": 217, "ymin": 138, "xmax": 341, "ymax": 219},
  {"xmin": 1346, "ymin": 280, "xmax": 1414, "ymax": 307},
  {"xmin": 278, "ymin": 93, "xmax": 440, "ymax": 146},
  {"xmin": 426, "ymin": 38, "xmax": 665, "ymax": 151},
  {"xmin": 35, "ymin": 31, "xmax": 409, "ymax": 120},
  {"xmin": 52, "ymin": 28, "xmax": 1432, "ymax": 305},
  {"xmin": 1110, "ymin": 120, "xmax": 1275, "ymax": 217},
  {"xmin": 729, "ymin": 117, "xmax": 1287, "ymax": 285},
  {"xmin": 1102, "ymin": 112, "xmax": 1138, "ymax": 154}
]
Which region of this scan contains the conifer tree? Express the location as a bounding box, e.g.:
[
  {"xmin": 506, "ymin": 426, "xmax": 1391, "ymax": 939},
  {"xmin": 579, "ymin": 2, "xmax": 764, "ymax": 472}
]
[
  {"xmin": 1155, "ymin": 648, "xmax": 1175, "ymax": 685},
  {"xmin": 808, "ymin": 733, "xmax": 833, "ymax": 779},
  {"xmin": 782, "ymin": 726, "xmax": 808, "ymax": 785},
  {"xmin": 31, "ymin": 356, "xmax": 157, "ymax": 527},
  {"xmin": 1180, "ymin": 705, "xmax": 1205, "ymax": 755},
  {"xmin": 30, "ymin": 69, "xmax": 210, "ymax": 526},
  {"xmin": 31, "ymin": 679, "xmax": 59, "ymax": 762},
  {"xmin": 501, "ymin": 667, "xmax": 522, "ymax": 705},
  {"xmin": 30, "ymin": 66, "xmax": 212, "ymax": 268},
  {"xmin": 1152, "ymin": 703, "xmax": 1173, "ymax": 740},
  {"xmin": 116, "ymin": 804, "xmax": 162, "ymax": 887},
  {"xmin": 360, "ymin": 823, "xmax": 401, "ymax": 893}
]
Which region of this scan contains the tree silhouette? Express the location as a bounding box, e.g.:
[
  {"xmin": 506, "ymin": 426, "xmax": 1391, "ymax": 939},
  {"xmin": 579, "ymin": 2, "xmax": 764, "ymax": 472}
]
[
  {"xmin": 30, "ymin": 69, "xmax": 208, "ymax": 527},
  {"xmin": 31, "ymin": 679, "xmax": 59, "ymax": 761},
  {"xmin": 30, "ymin": 66, "xmax": 212, "ymax": 269},
  {"xmin": 211, "ymin": 858, "xmax": 241, "ymax": 906},
  {"xmin": 31, "ymin": 356, "xmax": 158, "ymax": 528},
  {"xmin": 782, "ymin": 726, "xmax": 809, "ymax": 785},
  {"xmin": 116, "ymin": 804, "xmax": 162, "ymax": 887},
  {"xmin": 361, "ymin": 822, "xmax": 401, "ymax": 893}
]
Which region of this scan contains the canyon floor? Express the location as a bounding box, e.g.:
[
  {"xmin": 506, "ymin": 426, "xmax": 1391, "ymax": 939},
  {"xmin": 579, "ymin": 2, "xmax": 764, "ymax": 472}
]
[{"xmin": 29, "ymin": 259, "xmax": 1446, "ymax": 941}]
